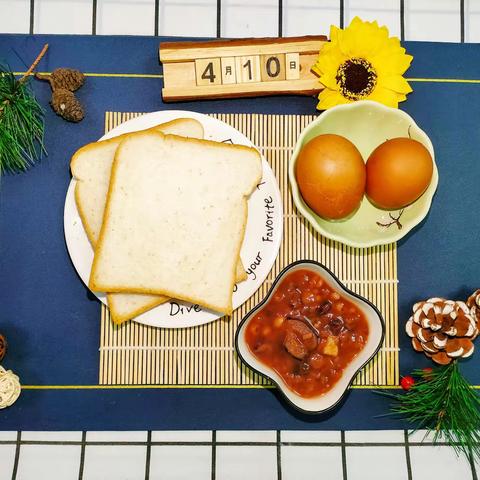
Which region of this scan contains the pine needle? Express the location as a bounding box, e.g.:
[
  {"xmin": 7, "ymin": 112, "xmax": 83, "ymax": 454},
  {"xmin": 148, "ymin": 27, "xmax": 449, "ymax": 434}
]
[
  {"xmin": 384, "ymin": 362, "xmax": 480, "ymax": 460},
  {"xmin": 0, "ymin": 45, "xmax": 48, "ymax": 174}
]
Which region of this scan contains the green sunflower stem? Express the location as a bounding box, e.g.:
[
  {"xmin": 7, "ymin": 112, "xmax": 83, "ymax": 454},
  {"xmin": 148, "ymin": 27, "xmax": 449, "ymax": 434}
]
[{"xmin": 385, "ymin": 361, "xmax": 480, "ymax": 461}]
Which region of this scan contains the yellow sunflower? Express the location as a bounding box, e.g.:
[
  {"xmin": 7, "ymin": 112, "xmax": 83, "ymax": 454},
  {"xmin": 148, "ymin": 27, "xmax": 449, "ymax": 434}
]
[{"xmin": 312, "ymin": 17, "xmax": 413, "ymax": 110}]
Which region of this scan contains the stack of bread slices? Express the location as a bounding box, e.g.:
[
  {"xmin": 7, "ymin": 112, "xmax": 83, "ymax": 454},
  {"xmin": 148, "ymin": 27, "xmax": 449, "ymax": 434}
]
[{"xmin": 70, "ymin": 118, "xmax": 262, "ymax": 324}]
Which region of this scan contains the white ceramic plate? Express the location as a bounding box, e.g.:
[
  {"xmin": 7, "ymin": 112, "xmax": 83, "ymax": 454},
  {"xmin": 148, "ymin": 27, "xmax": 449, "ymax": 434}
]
[{"xmin": 64, "ymin": 110, "xmax": 283, "ymax": 328}]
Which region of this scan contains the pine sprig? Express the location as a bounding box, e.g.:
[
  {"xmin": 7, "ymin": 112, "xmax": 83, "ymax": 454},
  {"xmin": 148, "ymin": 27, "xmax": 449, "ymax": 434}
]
[
  {"xmin": 388, "ymin": 362, "xmax": 480, "ymax": 460},
  {"xmin": 0, "ymin": 44, "xmax": 48, "ymax": 174}
]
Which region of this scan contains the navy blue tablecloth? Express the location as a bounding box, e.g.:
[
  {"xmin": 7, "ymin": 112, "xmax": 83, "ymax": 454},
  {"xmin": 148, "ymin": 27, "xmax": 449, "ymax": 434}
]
[{"xmin": 0, "ymin": 34, "xmax": 479, "ymax": 430}]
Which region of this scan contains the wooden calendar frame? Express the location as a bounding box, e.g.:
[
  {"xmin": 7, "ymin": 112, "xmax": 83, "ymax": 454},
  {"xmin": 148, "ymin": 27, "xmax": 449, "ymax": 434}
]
[{"xmin": 159, "ymin": 36, "xmax": 327, "ymax": 102}]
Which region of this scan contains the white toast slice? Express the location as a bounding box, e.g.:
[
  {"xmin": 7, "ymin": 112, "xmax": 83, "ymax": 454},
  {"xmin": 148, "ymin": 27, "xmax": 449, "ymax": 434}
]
[
  {"xmin": 71, "ymin": 119, "xmax": 205, "ymax": 245},
  {"xmin": 89, "ymin": 131, "xmax": 262, "ymax": 314},
  {"xmin": 71, "ymin": 119, "xmax": 204, "ymax": 324},
  {"xmin": 71, "ymin": 118, "xmax": 246, "ymax": 323}
]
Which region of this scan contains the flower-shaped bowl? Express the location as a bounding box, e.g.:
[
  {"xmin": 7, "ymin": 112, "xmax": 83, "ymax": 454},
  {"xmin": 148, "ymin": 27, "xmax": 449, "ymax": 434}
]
[
  {"xmin": 288, "ymin": 100, "xmax": 439, "ymax": 248},
  {"xmin": 235, "ymin": 260, "xmax": 385, "ymax": 414}
]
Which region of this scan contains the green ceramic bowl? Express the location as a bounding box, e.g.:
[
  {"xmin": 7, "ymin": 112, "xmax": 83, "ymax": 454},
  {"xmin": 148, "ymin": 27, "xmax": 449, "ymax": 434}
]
[{"xmin": 289, "ymin": 100, "xmax": 439, "ymax": 248}]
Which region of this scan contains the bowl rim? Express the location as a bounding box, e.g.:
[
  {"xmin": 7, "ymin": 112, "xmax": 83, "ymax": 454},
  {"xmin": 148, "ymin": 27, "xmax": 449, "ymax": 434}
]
[
  {"xmin": 234, "ymin": 259, "xmax": 386, "ymax": 415},
  {"xmin": 288, "ymin": 100, "xmax": 439, "ymax": 248}
]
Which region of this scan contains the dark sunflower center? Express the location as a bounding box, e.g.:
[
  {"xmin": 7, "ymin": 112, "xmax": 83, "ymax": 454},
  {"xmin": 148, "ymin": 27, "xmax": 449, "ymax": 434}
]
[{"xmin": 335, "ymin": 58, "xmax": 377, "ymax": 100}]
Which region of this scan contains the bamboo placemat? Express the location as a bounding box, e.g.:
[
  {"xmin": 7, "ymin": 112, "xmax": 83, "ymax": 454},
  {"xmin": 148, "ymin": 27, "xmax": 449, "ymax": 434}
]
[{"xmin": 98, "ymin": 112, "xmax": 399, "ymax": 387}]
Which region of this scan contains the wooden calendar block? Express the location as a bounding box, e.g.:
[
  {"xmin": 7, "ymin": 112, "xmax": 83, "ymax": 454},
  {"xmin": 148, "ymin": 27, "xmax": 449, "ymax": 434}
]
[
  {"xmin": 235, "ymin": 56, "xmax": 261, "ymax": 83},
  {"xmin": 285, "ymin": 53, "xmax": 300, "ymax": 80},
  {"xmin": 221, "ymin": 57, "xmax": 237, "ymax": 84},
  {"xmin": 260, "ymin": 54, "xmax": 286, "ymax": 81},
  {"xmin": 195, "ymin": 57, "xmax": 222, "ymax": 86},
  {"xmin": 160, "ymin": 36, "xmax": 327, "ymax": 101}
]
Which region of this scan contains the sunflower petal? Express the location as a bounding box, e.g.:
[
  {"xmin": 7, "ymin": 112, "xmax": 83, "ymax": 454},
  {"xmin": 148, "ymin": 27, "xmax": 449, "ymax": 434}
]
[
  {"xmin": 329, "ymin": 24, "xmax": 340, "ymax": 43},
  {"xmin": 373, "ymin": 52, "xmax": 413, "ymax": 75},
  {"xmin": 339, "ymin": 18, "xmax": 382, "ymax": 57},
  {"xmin": 317, "ymin": 88, "xmax": 349, "ymax": 110},
  {"xmin": 378, "ymin": 75, "xmax": 413, "ymax": 94},
  {"xmin": 314, "ymin": 49, "xmax": 345, "ymax": 76},
  {"xmin": 319, "ymin": 73, "xmax": 339, "ymax": 90},
  {"xmin": 368, "ymin": 86, "xmax": 402, "ymax": 108}
]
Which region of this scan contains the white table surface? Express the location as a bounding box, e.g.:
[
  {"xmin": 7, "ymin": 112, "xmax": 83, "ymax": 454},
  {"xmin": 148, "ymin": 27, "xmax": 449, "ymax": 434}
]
[{"xmin": 1, "ymin": 0, "xmax": 479, "ymax": 479}]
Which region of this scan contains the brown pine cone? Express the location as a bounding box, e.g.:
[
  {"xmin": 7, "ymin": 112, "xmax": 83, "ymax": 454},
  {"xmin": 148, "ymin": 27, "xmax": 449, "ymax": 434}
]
[
  {"xmin": 0, "ymin": 334, "xmax": 6, "ymax": 361},
  {"xmin": 37, "ymin": 68, "xmax": 85, "ymax": 92},
  {"xmin": 406, "ymin": 297, "xmax": 477, "ymax": 365},
  {"xmin": 467, "ymin": 289, "xmax": 480, "ymax": 324},
  {"xmin": 51, "ymin": 89, "xmax": 84, "ymax": 122}
]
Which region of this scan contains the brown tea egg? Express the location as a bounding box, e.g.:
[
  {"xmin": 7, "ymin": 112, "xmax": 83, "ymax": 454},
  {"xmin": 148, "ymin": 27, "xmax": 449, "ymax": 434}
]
[
  {"xmin": 366, "ymin": 138, "xmax": 433, "ymax": 210},
  {"xmin": 295, "ymin": 134, "xmax": 366, "ymax": 220}
]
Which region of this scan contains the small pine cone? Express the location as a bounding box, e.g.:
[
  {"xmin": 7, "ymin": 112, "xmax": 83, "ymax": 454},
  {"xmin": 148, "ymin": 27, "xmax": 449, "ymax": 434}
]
[
  {"xmin": 467, "ymin": 290, "xmax": 480, "ymax": 324},
  {"xmin": 0, "ymin": 333, "xmax": 6, "ymax": 361},
  {"xmin": 37, "ymin": 68, "xmax": 85, "ymax": 92},
  {"xmin": 51, "ymin": 89, "xmax": 84, "ymax": 122},
  {"xmin": 49, "ymin": 68, "xmax": 85, "ymax": 92},
  {"xmin": 406, "ymin": 297, "xmax": 477, "ymax": 365}
]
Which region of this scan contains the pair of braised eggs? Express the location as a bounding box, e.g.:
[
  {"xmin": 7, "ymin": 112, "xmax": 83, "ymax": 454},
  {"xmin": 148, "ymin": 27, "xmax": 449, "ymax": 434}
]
[{"xmin": 295, "ymin": 134, "xmax": 434, "ymax": 220}]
